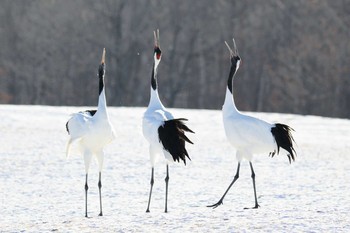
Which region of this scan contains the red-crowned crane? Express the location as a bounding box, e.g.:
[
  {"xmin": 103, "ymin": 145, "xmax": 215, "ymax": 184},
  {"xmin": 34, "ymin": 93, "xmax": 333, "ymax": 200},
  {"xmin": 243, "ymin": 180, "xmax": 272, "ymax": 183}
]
[
  {"xmin": 66, "ymin": 48, "xmax": 115, "ymax": 217},
  {"xmin": 207, "ymin": 38, "xmax": 296, "ymax": 209},
  {"xmin": 142, "ymin": 30, "xmax": 194, "ymax": 213}
]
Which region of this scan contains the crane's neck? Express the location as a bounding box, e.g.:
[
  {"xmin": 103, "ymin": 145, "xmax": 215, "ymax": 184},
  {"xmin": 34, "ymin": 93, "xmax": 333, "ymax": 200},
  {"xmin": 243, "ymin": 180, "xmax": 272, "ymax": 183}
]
[
  {"xmin": 98, "ymin": 87, "xmax": 108, "ymax": 114},
  {"xmin": 223, "ymin": 61, "xmax": 240, "ymax": 115},
  {"xmin": 97, "ymin": 64, "xmax": 108, "ymax": 116},
  {"xmin": 223, "ymin": 87, "xmax": 239, "ymax": 114},
  {"xmin": 148, "ymin": 61, "xmax": 165, "ymax": 109}
]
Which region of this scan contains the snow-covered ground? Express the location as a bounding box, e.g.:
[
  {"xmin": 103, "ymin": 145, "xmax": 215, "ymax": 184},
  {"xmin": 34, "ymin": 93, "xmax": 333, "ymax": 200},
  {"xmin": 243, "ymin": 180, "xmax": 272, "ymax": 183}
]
[{"xmin": 1, "ymin": 105, "xmax": 350, "ymax": 232}]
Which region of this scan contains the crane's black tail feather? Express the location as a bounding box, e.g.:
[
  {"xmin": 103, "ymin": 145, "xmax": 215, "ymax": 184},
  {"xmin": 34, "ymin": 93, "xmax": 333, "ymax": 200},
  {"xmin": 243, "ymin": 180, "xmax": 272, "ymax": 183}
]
[
  {"xmin": 271, "ymin": 123, "xmax": 296, "ymax": 163},
  {"xmin": 158, "ymin": 118, "xmax": 194, "ymax": 165}
]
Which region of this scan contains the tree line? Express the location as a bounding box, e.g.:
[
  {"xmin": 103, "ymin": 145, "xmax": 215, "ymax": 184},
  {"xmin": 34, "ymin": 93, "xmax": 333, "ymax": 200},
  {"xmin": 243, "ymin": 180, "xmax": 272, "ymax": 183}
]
[{"xmin": 0, "ymin": 0, "xmax": 349, "ymax": 118}]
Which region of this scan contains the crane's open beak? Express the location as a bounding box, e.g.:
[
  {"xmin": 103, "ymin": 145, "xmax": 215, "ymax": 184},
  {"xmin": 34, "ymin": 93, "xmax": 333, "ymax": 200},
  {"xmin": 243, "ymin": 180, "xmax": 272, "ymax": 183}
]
[
  {"xmin": 153, "ymin": 29, "xmax": 161, "ymax": 60},
  {"xmin": 101, "ymin": 48, "xmax": 106, "ymax": 65},
  {"xmin": 154, "ymin": 29, "xmax": 160, "ymax": 49},
  {"xmin": 224, "ymin": 38, "xmax": 239, "ymax": 58}
]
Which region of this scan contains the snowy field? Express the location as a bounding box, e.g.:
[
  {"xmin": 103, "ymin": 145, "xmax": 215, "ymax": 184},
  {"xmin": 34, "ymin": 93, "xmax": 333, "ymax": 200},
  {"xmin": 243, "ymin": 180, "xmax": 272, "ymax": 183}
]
[{"xmin": 1, "ymin": 104, "xmax": 350, "ymax": 232}]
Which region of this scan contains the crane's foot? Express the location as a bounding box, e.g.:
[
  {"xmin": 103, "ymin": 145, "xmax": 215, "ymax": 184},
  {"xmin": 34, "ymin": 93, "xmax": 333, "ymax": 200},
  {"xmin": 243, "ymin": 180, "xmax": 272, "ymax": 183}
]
[
  {"xmin": 244, "ymin": 204, "xmax": 260, "ymax": 209},
  {"xmin": 207, "ymin": 199, "xmax": 223, "ymax": 209},
  {"xmin": 146, "ymin": 209, "xmax": 150, "ymax": 213},
  {"xmin": 98, "ymin": 212, "xmax": 103, "ymax": 216}
]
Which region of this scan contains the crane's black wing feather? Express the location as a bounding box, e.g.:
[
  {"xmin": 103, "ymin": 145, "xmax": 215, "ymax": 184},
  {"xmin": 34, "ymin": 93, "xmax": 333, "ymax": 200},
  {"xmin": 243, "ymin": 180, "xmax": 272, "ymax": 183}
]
[
  {"xmin": 158, "ymin": 118, "xmax": 194, "ymax": 165},
  {"xmin": 271, "ymin": 123, "xmax": 296, "ymax": 163}
]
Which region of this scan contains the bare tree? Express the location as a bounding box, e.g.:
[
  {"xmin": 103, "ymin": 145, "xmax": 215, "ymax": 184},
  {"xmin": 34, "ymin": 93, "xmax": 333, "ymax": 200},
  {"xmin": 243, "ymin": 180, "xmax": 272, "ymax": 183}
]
[{"xmin": 0, "ymin": 0, "xmax": 349, "ymax": 118}]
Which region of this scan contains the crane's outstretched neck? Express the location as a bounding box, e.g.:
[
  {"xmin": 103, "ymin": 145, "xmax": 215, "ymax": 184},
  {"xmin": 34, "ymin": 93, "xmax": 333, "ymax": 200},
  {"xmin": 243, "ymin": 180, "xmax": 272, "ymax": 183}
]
[
  {"xmin": 223, "ymin": 58, "xmax": 240, "ymax": 115},
  {"xmin": 97, "ymin": 62, "xmax": 108, "ymax": 115},
  {"xmin": 148, "ymin": 56, "xmax": 164, "ymax": 109},
  {"xmin": 227, "ymin": 59, "xmax": 239, "ymax": 94},
  {"xmin": 151, "ymin": 62, "xmax": 158, "ymax": 91},
  {"xmin": 148, "ymin": 30, "xmax": 163, "ymax": 110}
]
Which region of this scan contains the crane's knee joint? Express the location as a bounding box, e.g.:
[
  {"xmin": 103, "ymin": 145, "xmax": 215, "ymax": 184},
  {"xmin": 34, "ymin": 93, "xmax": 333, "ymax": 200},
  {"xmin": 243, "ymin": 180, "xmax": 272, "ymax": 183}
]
[
  {"xmin": 85, "ymin": 183, "xmax": 89, "ymax": 191},
  {"xmin": 98, "ymin": 181, "xmax": 102, "ymax": 189}
]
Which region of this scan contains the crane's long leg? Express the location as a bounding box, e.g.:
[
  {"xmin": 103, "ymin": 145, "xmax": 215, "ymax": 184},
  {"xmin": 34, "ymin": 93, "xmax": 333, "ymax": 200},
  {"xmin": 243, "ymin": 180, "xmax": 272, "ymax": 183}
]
[
  {"xmin": 85, "ymin": 174, "xmax": 89, "ymax": 218},
  {"xmin": 83, "ymin": 151, "xmax": 92, "ymax": 217},
  {"xmin": 164, "ymin": 164, "xmax": 169, "ymax": 213},
  {"xmin": 98, "ymin": 172, "xmax": 103, "ymax": 216},
  {"xmin": 146, "ymin": 167, "xmax": 154, "ymax": 213},
  {"xmin": 207, "ymin": 162, "xmax": 240, "ymax": 209},
  {"xmin": 245, "ymin": 162, "xmax": 260, "ymax": 209}
]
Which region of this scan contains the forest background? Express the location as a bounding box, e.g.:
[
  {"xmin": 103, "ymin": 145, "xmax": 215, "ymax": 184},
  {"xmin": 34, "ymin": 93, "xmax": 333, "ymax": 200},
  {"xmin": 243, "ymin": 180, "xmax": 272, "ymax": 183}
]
[{"xmin": 0, "ymin": 0, "xmax": 349, "ymax": 118}]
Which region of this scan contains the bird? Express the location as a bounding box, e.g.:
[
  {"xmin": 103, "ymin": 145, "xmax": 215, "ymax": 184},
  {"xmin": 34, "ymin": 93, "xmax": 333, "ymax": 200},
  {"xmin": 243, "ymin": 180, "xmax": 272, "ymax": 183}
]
[
  {"xmin": 66, "ymin": 48, "xmax": 115, "ymax": 217},
  {"xmin": 207, "ymin": 38, "xmax": 296, "ymax": 209},
  {"xmin": 142, "ymin": 29, "xmax": 194, "ymax": 213}
]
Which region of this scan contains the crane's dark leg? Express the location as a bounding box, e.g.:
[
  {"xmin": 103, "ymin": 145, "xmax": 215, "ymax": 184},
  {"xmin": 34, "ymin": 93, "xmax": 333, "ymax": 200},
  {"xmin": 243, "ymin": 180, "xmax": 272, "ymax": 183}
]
[
  {"xmin": 85, "ymin": 173, "xmax": 89, "ymax": 218},
  {"xmin": 98, "ymin": 172, "xmax": 103, "ymax": 216},
  {"xmin": 165, "ymin": 165, "xmax": 169, "ymax": 213},
  {"xmin": 207, "ymin": 162, "xmax": 240, "ymax": 209},
  {"xmin": 164, "ymin": 164, "xmax": 169, "ymax": 213},
  {"xmin": 245, "ymin": 162, "xmax": 260, "ymax": 209},
  {"xmin": 146, "ymin": 167, "xmax": 154, "ymax": 213}
]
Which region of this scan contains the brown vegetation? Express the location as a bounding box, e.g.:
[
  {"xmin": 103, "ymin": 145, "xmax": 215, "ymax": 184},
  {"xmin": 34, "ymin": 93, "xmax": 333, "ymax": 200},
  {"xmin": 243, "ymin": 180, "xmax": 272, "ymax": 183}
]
[{"xmin": 0, "ymin": 0, "xmax": 349, "ymax": 117}]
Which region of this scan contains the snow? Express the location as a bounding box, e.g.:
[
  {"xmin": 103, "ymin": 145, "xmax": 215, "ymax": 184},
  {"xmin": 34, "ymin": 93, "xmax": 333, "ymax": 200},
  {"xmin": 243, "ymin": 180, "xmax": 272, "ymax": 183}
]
[{"xmin": 1, "ymin": 105, "xmax": 350, "ymax": 232}]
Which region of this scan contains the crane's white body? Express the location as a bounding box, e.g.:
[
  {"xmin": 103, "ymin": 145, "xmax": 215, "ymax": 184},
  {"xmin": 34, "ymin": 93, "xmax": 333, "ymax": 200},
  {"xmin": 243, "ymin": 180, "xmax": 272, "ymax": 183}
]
[
  {"xmin": 66, "ymin": 88, "xmax": 115, "ymax": 172},
  {"xmin": 222, "ymin": 87, "xmax": 276, "ymax": 161}
]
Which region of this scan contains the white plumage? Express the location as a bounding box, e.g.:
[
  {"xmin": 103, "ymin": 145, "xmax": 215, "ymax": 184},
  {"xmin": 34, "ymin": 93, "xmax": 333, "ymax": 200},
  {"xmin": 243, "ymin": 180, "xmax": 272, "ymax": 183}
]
[
  {"xmin": 208, "ymin": 38, "xmax": 296, "ymax": 209},
  {"xmin": 143, "ymin": 30, "xmax": 194, "ymax": 213},
  {"xmin": 143, "ymin": 107, "xmax": 174, "ymax": 165},
  {"xmin": 66, "ymin": 48, "xmax": 115, "ymax": 217}
]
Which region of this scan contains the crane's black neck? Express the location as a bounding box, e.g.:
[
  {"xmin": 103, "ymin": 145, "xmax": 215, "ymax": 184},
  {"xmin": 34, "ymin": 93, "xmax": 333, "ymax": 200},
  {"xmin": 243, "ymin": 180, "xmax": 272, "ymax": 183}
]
[
  {"xmin": 98, "ymin": 64, "xmax": 105, "ymax": 95},
  {"xmin": 151, "ymin": 63, "xmax": 158, "ymax": 90},
  {"xmin": 227, "ymin": 61, "xmax": 237, "ymax": 94},
  {"xmin": 227, "ymin": 55, "xmax": 241, "ymax": 94}
]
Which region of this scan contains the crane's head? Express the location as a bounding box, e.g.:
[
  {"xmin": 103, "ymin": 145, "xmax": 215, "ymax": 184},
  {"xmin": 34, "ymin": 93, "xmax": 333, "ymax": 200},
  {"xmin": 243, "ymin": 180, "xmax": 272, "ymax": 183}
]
[
  {"xmin": 225, "ymin": 38, "xmax": 241, "ymax": 71},
  {"xmin": 98, "ymin": 48, "xmax": 106, "ymax": 79},
  {"xmin": 153, "ymin": 29, "xmax": 162, "ymax": 62}
]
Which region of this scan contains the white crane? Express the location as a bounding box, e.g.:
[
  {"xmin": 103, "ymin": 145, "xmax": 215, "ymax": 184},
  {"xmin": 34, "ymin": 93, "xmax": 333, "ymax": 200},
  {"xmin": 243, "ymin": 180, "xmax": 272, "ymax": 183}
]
[
  {"xmin": 66, "ymin": 48, "xmax": 115, "ymax": 217},
  {"xmin": 207, "ymin": 38, "xmax": 296, "ymax": 209},
  {"xmin": 142, "ymin": 30, "xmax": 194, "ymax": 213}
]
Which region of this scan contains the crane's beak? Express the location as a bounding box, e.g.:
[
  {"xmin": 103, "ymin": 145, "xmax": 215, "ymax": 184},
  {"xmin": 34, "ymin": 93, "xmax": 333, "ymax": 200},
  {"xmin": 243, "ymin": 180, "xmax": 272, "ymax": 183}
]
[
  {"xmin": 101, "ymin": 48, "xmax": 106, "ymax": 65},
  {"xmin": 153, "ymin": 29, "xmax": 161, "ymax": 60},
  {"xmin": 154, "ymin": 29, "xmax": 160, "ymax": 49},
  {"xmin": 224, "ymin": 38, "xmax": 239, "ymax": 58}
]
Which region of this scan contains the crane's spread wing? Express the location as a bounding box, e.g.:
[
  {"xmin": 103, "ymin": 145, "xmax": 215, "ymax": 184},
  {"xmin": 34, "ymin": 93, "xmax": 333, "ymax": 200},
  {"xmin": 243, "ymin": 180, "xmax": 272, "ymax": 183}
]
[{"xmin": 158, "ymin": 118, "xmax": 194, "ymax": 165}]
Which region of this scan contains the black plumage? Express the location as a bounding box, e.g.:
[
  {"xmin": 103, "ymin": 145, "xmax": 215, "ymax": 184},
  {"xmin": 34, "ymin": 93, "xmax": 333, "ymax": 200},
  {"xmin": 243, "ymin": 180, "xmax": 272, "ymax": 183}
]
[
  {"xmin": 84, "ymin": 110, "xmax": 97, "ymax": 116},
  {"xmin": 271, "ymin": 123, "xmax": 296, "ymax": 163},
  {"xmin": 98, "ymin": 64, "xmax": 105, "ymax": 95},
  {"xmin": 158, "ymin": 118, "xmax": 194, "ymax": 165}
]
